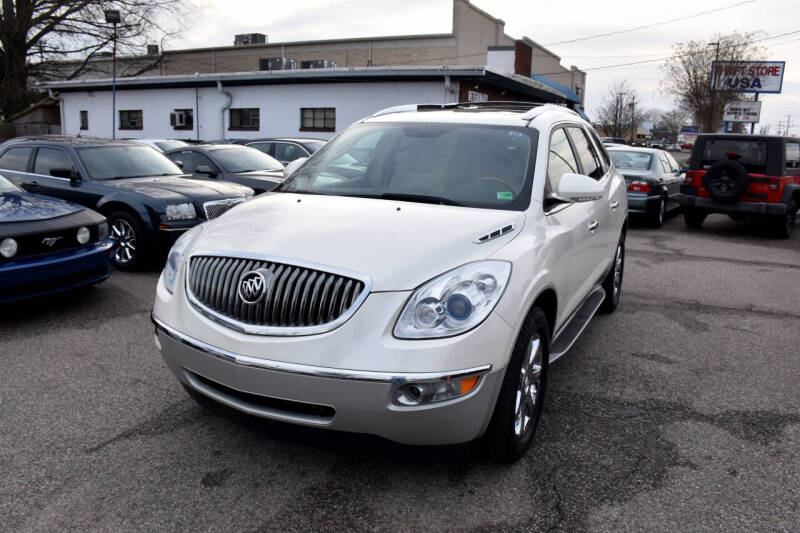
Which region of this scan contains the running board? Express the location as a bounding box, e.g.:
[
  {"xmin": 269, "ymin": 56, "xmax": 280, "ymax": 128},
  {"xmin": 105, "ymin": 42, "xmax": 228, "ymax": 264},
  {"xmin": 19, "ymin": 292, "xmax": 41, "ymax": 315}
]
[{"xmin": 549, "ymin": 286, "xmax": 606, "ymax": 363}]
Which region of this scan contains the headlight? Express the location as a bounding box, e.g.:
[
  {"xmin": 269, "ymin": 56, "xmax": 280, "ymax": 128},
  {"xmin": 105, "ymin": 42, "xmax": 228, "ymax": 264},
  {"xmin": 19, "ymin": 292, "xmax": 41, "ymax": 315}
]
[
  {"xmin": 76, "ymin": 226, "xmax": 90, "ymax": 244},
  {"xmin": 97, "ymin": 222, "xmax": 109, "ymax": 241},
  {"xmin": 165, "ymin": 203, "xmax": 197, "ymax": 221},
  {"xmin": 161, "ymin": 225, "xmax": 202, "ymax": 294},
  {"xmin": 394, "ymin": 261, "xmax": 511, "ymax": 339},
  {"xmin": 0, "ymin": 238, "xmax": 18, "ymax": 258}
]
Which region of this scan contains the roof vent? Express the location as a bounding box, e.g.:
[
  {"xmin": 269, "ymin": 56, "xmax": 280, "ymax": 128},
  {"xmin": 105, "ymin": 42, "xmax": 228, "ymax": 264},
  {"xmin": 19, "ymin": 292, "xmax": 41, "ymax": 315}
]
[
  {"xmin": 474, "ymin": 223, "xmax": 515, "ymax": 244},
  {"xmin": 234, "ymin": 33, "xmax": 267, "ymax": 46}
]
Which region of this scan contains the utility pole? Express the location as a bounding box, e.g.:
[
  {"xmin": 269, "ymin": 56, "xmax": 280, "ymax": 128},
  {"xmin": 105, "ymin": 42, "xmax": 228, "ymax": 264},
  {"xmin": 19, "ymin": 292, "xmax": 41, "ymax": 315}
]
[
  {"xmin": 104, "ymin": 10, "xmax": 121, "ymax": 139},
  {"xmin": 629, "ymin": 95, "xmax": 636, "ymax": 145},
  {"xmin": 708, "ymin": 41, "xmax": 720, "ymax": 133},
  {"xmin": 786, "ymin": 115, "xmax": 792, "ymax": 136}
]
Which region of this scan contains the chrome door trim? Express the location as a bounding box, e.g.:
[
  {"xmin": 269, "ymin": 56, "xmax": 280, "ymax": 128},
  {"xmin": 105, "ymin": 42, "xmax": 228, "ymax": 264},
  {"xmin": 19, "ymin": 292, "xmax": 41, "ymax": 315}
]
[{"xmin": 153, "ymin": 314, "xmax": 491, "ymax": 383}]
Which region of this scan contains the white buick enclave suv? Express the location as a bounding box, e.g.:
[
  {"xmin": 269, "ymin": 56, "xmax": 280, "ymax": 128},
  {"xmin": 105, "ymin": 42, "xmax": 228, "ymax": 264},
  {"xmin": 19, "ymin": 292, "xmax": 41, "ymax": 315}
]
[{"xmin": 152, "ymin": 103, "xmax": 628, "ymax": 461}]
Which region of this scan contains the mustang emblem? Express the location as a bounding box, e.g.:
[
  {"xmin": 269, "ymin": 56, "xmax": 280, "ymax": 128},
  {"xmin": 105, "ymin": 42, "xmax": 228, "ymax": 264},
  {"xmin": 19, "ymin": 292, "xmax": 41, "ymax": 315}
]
[
  {"xmin": 41, "ymin": 236, "xmax": 63, "ymax": 247},
  {"xmin": 238, "ymin": 269, "xmax": 272, "ymax": 304}
]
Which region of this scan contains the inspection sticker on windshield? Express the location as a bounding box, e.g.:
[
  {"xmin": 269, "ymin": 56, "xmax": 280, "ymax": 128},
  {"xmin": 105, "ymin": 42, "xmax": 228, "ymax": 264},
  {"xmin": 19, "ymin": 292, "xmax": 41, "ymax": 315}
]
[{"xmin": 497, "ymin": 191, "xmax": 513, "ymax": 201}]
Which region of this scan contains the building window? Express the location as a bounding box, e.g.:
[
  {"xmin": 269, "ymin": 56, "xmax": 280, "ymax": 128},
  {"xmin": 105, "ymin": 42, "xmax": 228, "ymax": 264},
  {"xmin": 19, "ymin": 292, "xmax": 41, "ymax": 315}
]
[
  {"xmin": 229, "ymin": 108, "xmax": 259, "ymax": 130},
  {"xmin": 80, "ymin": 110, "xmax": 88, "ymax": 130},
  {"xmin": 300, "ymin": 108, "xmax": 335, "ymax": 132},
  {"xmin": 170, "ymin": 109, "xmax": 194, "ymax": 130},
  {"xmin": 119, "ymin": 110, "xmax": 143, "ymax": 130}
]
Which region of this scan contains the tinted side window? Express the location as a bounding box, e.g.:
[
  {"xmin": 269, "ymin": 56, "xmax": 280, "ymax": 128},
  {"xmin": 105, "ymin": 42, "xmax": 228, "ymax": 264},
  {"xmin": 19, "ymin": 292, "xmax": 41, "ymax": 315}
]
[
  {"xmin": 274, "ymin": 143, "xmax": 307, "ymax": 162},
  {"xmin": 248, "ymin": 142, "xmax": 274, "ymax": 156},
  {"xmin": 587, "ymin": 128, "xmax": 611, "ymax": 171},
  {"xmin": 658, "ymin": 155, "xmax": 671, "ymax": 174},
  {"xmin": 547, "ymin": 128, "xmax": 579, "ymax": 195},
  {"xmin": 0, "ymin": 147, "xmax": 33, "ymax": 172},
  {"xmin": 34, "ymin": 148, "xmax": 74, "ymax": 176},
  {"xmin": 566, "ymin": 126, "xmax": 603, "ymax": 179},
  {"xmin": 786, "ymin": 142, "xmax": 800, "ymax": 169}
]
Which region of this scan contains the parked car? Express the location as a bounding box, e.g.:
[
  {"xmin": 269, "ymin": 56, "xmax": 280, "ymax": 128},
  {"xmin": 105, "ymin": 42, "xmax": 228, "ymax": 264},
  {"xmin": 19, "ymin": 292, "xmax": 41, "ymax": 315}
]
[
  {"xmin": 679, "ymin": 134, "xmax": 800, "ymax": 238},
  {"xmin": 235, "ymin": 138, "xmax": 327, "ymax": 164},
  {"xmin": 601, "ymin": 136, "xmax": 627, "ymax": 145},
  {"xmin": 130, "ymin": 139, "xmax": 190, "ymax": 152},
  {"xmin": 164, "ymin": 145, "xmax": 284, "ymax": 194},
  {"xmin": 0, "ymin": 136, "xmax": 254, "ymax": 269},
  {"xmin": 607, "ymin": 146, "xmax": 684, "ymax": 226},
  {"xmin": 0, "ymin": 173, "xmax": 115, "ymax": 303},
  {"xmin": 152, "ymin": 102, "xmax": 628, "ymax": 461}
]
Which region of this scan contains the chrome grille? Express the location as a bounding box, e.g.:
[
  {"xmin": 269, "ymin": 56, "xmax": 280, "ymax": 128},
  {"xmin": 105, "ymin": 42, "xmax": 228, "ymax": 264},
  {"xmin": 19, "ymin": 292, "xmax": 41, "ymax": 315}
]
[
  {"xmin": 187, "ymin": 255, "xmax": 369, "ymax": 333},
  {"xmin": 203, "ymin": 198, "xmax": 245, "ymax": 220}
]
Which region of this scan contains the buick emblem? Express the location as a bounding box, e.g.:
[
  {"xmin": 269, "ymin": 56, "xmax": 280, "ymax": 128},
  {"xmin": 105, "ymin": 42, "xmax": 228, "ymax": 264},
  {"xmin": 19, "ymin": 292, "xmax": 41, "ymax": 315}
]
[
  {"xmin": 42, "ymin": 236, "xmax": 63, "ymax": 247},
  {"xmin": 238, "ymin": 269, "xmax": 272, "ymax": 304}
]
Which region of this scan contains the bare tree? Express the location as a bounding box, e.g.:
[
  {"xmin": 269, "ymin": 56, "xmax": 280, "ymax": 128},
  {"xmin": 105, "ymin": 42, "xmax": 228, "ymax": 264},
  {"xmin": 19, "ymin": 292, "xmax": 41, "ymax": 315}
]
[
  {"xmin": 595, "ymin": 80, "xmax": 644, "ymax": 139},
  {"xmin": 656, "ymin": 108, "xmax": 688, "ymax": 145},
  {"xmin": 660, "ymin": 32, "xmax": 764, "ymax": 133},
  {"xmin": 0, "ymin": 0, "xmax": 188, "ymax": 118}
]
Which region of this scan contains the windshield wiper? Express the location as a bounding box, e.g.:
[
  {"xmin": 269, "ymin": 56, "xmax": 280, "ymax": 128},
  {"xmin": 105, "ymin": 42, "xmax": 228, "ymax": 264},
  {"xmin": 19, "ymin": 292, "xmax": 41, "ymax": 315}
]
[{"xmin": 372, "ymin": 193, "xmax": 464, "ymax": 206}]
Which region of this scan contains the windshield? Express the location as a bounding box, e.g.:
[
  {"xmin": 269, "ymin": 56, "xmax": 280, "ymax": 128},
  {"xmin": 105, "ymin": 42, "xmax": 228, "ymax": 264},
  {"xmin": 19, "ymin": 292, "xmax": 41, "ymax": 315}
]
[
  {"xmin": 155, "ymin": 140, "xmax": 189, "ymax": 151},
  {"xmin": 280, "ymin": 123, "xmax": 536, "ymax": 211},
  {"xmin": 211, "ymin": 147, "xmax": 283, "ymax": 172},
  {"xmin": 77, "ymin": 145, "xmax": 183, "ymax": 180},
  {"xmin": 0, "ymin": 174, "xmax": 21, "ymax": 193},
  {"xmin": 610, "ymin": 151, "xmax": 653, "ymax": 170},
  {"xmin": 305, "ymin": 140, "xmax": 326, "ymax": 153}
]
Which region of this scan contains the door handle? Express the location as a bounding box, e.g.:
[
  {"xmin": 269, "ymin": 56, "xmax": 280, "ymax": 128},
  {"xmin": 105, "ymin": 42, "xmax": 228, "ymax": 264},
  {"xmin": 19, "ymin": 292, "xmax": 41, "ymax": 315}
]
[
  {"xmin": 588, "ymin": 220, "xmax": 599, "ymax": 232},
  {"xmin": 29, "ymin": 180, "xmax": 39, "ymax": 187},
  {"xmin": 610, "ymin": 201, "xmax": 619, "ymax": 210}
]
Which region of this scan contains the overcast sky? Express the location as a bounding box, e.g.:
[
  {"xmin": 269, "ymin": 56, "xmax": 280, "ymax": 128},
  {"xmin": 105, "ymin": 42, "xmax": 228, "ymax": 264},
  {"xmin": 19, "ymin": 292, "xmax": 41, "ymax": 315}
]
[{"xmin": 172, "ymin": 0, "xmax": 799, "ymax": 134}]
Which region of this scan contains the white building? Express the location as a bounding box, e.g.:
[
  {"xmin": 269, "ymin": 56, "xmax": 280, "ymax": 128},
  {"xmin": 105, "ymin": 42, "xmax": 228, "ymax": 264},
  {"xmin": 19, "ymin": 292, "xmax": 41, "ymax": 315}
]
[{"xmin": 44, "ymin": 66, "xmax": 579, "ymax": 141}]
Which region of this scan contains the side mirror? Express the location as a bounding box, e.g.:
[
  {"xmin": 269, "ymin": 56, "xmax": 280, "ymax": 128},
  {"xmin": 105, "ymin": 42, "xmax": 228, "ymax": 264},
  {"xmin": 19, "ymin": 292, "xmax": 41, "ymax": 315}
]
[
  {"xmin": 195, "ymin": 165, "xmax": 217, "ymax": 177},
  {"xmin": 283, "ymin": 157, "xmax": 308, "ymax": 179},
  {"xmin": 51, "ymin": 167, "xmax": 80, "ymax": 184},
  {"xmin": 552, "ymin": 173, "xmax": 604, "ymax": 203},
  {"xmin": 173, "ymin": 160, "xmax": 184, "ymax": 170},
  {"xmin": 681, "ymin": 166, "xmax": 688, "ymax": 173}
]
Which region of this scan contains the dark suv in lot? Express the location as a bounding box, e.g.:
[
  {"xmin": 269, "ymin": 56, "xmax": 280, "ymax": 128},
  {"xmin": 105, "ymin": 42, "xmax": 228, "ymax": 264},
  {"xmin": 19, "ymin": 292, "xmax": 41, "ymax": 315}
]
[
  {"xmin": 679, "ymin": 134, "xmax": 800, "ymax": 238},
  {"xmin": 0, "ymin": 136, "xmax": 253, "ymax": 269}
]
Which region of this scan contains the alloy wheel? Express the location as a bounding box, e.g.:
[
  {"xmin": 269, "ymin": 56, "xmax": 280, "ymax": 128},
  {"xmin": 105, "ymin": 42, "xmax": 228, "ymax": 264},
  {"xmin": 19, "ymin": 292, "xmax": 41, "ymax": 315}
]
[
  {"xmin": 111, "ymin": 219, "xmax": 137, "ymax": 265},
  {"xmin": 613, "ymin": 243, "xmax": 624, "ymax": 301},
  {"xmin": 514, "ymin": 335, "xmax": 543, "ymax": 439}
]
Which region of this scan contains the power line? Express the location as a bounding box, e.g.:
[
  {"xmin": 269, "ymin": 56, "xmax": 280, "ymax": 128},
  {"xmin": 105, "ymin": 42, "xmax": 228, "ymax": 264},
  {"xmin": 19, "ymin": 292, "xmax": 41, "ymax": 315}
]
[{"xmin": 544, "ymin": 0, "xmax": 756, "ymax": 46}]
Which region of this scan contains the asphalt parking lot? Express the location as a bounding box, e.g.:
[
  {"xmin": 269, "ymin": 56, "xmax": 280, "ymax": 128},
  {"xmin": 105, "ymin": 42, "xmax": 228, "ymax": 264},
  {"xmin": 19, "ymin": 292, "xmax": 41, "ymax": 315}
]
[{"xmin": 2, "ymin": 212, "xmax": 798, "ymax": 531}]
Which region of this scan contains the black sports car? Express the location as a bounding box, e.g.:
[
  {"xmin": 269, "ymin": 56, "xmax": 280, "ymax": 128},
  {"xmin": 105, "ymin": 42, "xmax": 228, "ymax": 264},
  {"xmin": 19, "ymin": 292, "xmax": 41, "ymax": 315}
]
[
  {"xmin": 164, "ymin": 144, "xmax": 284, "ymax": 194},
  {"xmin": 0, "ymin": 136, "xmax": 253, "ymax": 269}
]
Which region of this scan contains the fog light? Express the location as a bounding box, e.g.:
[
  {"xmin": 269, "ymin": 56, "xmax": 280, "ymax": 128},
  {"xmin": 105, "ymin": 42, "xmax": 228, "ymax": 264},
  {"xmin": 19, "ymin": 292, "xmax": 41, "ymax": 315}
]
[
  {"xmin": 393, "ymin": 375, "xmax": 481, "ymax": 406},
  {"xmin": 1, "ymin": 238, "xmax": 18, "ymax": 258},
  {"xmin": 77, "ymin": 226, "xmax": 90, "ymax": 244}
]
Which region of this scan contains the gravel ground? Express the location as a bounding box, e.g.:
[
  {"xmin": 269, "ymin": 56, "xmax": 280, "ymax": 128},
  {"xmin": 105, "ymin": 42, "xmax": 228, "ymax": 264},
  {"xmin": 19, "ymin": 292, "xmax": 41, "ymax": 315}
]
[{"xmin": 1, "ymin": 210, "xmax": 798, "ymax": 532}]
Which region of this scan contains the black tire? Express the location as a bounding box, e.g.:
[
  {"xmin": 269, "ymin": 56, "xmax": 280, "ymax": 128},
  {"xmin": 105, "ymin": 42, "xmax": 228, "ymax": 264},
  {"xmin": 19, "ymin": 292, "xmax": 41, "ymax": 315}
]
[
  {"xmin": 485, "ymin": 307, "xmax": 550, "ymax": 462},
  {"xmin": 651, "ymin": 195, "xmax": 666, "ymax": 227},
  {"xmin": 770, "ymin": 201, "xmax": 796, "ymax": 239},
  {"xmin": 684, "ymin": 207, "xmax": 707, "ymax": 229},
  {"xmin": 599, "ymin": 234, "xmax": 625, "ymax": 314},
  {"xmin": 107, "ymin": 210, "xmax": 149, "ymax": 270},
  {"xmin": 702, "ymin": 160, "xmax": 749, "ymax": 203}
]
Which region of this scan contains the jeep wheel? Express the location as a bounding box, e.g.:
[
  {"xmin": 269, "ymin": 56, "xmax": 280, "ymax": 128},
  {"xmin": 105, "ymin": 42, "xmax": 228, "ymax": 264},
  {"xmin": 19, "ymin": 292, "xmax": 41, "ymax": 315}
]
[
  {"xmin": 702, "ymin": 160, "xmax": 749, "ymax": 203},
  {"xmin": 771, "ymin": 201, "xmax": 796, "ymax": 239},
  {"xmin": 599, "ymin": 236, "xmax": 624, "ymax": 314},
  {"xmin": 485, "ymin": 307, "xmax": 549, "ymax": 462},
  {"xmin": 684, "ymin": 207, "xmax": 707, "ymax": 229}
]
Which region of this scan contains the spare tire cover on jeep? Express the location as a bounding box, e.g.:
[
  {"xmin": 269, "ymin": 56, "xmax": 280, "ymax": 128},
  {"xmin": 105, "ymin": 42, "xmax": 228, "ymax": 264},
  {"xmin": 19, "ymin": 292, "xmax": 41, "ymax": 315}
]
[{"xmin": 702, "ymin": 160, "xmax": 749, "ymax": 203}]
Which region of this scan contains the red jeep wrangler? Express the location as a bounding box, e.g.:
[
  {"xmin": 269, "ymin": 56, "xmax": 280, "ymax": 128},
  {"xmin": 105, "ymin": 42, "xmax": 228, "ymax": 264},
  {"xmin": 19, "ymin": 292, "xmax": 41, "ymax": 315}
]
[{"xmin": 679, "ymin": 134, "xmax": 800, "ymax": 238}]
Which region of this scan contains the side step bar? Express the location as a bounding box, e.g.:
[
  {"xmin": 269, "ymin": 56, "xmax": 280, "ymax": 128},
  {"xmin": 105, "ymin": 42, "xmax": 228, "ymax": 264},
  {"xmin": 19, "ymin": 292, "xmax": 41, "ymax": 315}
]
[{"xmin": 549, "ymin": 286, "xmax": 606, "ymax": 363}]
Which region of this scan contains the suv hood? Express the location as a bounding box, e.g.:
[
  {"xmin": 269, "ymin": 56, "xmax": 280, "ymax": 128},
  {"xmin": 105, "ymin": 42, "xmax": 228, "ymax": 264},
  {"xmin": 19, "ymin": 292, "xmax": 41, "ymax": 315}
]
[
  {"xmin": 187, "ymin": 192, "xmax": 524, "ymax": 291},
  {"xmin": 101, "ymin": 175, "xmax": 251, "ymax": 201}
]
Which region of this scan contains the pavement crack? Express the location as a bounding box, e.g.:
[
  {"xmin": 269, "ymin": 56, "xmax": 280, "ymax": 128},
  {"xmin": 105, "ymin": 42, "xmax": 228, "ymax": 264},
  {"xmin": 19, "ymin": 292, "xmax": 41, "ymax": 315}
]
[
  {"xmin": 628, "ymin": 247, "xmax": 800, "ymax": 271},
  {"xmin": 624, "ymin": 292, "xmax": 800, "ymax": 320},
  {"xmin": 545, "ymin": 466, "xmax": 566, "ymax": 532}
]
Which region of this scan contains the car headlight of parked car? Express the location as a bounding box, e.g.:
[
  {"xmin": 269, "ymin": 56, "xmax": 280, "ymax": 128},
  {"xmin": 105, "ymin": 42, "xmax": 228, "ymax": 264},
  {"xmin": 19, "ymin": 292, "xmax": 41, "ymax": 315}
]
[
  {"xmin": 0, "ymin": 237, "xmax": 18, "ymax": 258},
  {"xmin": 165, "ymin": 203, "xmax": 197, "ymax": 221},
  {"xmin": 76, "ymin": 226, "xmax": 90, "ymax": 245},
  {"xmin": 394, "ymin": 260, "xmax": 511, "ymax": 339},
  {"xmin": 161, "ymin": 225, "xmax": 202, "ymax": 294}
]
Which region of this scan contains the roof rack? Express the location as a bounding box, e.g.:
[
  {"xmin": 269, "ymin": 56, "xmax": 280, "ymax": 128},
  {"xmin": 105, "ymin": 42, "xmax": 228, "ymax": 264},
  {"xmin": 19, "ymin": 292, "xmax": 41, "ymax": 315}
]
[{"xmin": 371, "ymin": 101, "xmax": 581, "ymax": 121}]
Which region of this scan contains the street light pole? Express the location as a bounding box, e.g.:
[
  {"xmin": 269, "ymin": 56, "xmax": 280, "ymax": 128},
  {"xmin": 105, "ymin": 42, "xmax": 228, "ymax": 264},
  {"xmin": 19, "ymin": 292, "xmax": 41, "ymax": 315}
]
[
  {"xmin": 104, "ymin": 10, "xmax": 121, "ymax": 139},
  {"xmin": 708, "ymin": 41, "xmax": 720, "ymax": 133}
]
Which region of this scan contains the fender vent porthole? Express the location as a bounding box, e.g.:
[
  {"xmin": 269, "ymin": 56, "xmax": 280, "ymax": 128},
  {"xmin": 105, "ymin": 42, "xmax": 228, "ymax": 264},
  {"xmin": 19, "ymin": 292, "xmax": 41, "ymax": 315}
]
[{"xmin": 474, "ymin": 224, "xmax": 515, "ymax": 244}]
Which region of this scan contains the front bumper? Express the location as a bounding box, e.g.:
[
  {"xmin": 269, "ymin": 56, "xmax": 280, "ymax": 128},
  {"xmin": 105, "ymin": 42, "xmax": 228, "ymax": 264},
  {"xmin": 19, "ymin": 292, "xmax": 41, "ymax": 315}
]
[
  {"xmin": 152, "ymin": 308, "xmax": 509, "ymax": 445},
  {"xmin": 0, "ymin": 239, "xmax": 115, "ymax": 303},
  {"xmin": 627, "ymin": 193, "xmax": 662, "ymax": 215},
  {"xmin": 679, "ymin": 189, "xmax": 788, "ymax": 216}
]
